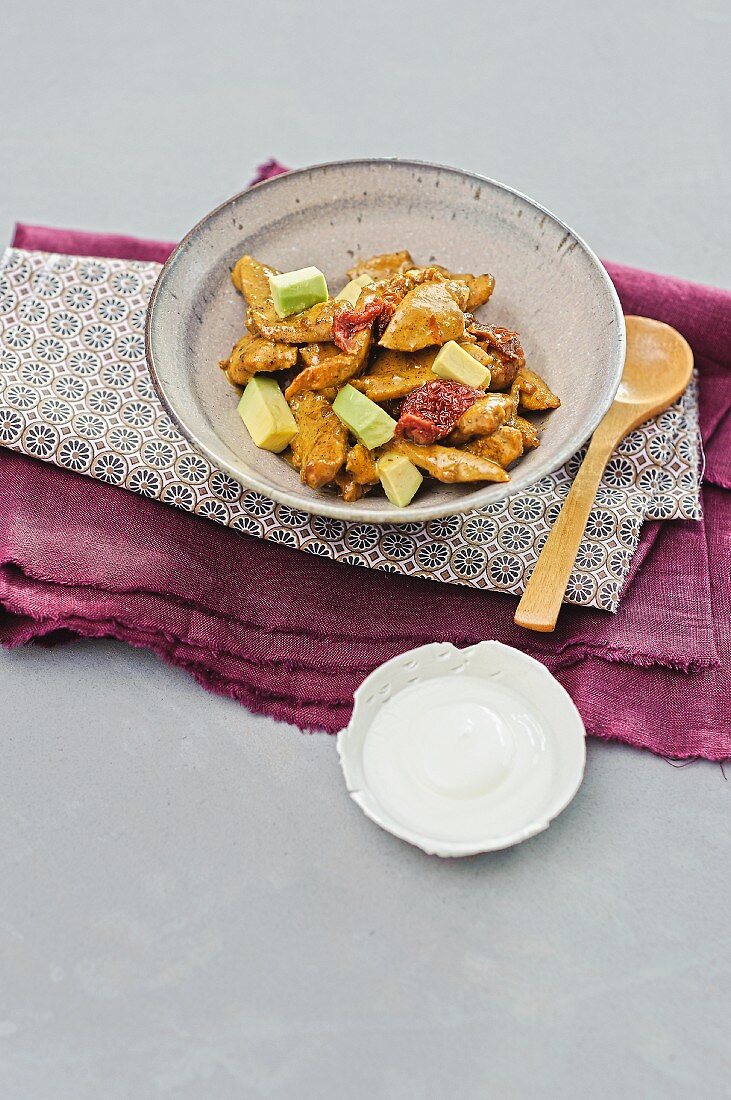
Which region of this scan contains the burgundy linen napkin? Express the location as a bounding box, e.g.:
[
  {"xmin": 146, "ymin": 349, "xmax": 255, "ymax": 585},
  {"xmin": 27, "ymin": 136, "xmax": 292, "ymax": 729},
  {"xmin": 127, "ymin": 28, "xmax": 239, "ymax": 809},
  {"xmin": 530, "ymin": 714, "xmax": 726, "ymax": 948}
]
[{"xmin": 1, "ymin": 223, "xmax": 729, "ymax": 759}]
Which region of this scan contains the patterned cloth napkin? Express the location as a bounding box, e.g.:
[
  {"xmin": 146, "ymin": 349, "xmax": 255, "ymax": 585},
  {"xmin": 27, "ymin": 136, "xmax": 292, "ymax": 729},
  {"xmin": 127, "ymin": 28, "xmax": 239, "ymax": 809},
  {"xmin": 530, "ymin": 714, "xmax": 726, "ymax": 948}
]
[
  {"xmin": 0, "ymin": 223, "xmax": 729, "ymax": 761},
  {"xmin": 0, "ymin": 246, "xmax": 702, "ymax": 612}
]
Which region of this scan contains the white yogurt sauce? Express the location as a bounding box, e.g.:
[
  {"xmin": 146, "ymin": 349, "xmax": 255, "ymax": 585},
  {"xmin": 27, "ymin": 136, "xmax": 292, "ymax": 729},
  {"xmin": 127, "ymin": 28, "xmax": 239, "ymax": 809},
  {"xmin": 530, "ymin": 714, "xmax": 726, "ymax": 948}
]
[{"xmin": 361, "ymin": 675, "xmax": 555, "ymax": 845}]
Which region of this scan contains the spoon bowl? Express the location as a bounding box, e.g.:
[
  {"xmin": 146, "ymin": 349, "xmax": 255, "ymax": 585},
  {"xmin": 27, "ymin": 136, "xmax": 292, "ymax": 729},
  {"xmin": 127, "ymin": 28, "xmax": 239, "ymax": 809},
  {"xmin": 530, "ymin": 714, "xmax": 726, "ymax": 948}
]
[
  {"xmin": 514, "ymin": 316, "xmax": 693, "ymax": 632},
  {"xmin": 615, "ymin": 316, "xmax": 694, "ymax": 414}
]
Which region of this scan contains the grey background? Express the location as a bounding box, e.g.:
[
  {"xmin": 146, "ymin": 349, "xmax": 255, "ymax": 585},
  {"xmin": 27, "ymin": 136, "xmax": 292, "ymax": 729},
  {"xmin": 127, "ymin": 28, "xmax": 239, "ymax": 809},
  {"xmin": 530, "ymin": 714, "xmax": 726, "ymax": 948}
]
[{"xmin": 1, "ymin": 1, "xmax": 729, "ymax": 1097}]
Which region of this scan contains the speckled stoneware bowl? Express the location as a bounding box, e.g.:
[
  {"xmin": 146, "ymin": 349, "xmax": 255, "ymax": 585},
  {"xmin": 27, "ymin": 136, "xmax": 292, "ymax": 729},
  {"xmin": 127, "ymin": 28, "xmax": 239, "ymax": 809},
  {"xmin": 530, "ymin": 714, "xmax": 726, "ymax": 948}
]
[{"xmin": 146, "ymin": 159, "xmax": 625, "ymax": 523}]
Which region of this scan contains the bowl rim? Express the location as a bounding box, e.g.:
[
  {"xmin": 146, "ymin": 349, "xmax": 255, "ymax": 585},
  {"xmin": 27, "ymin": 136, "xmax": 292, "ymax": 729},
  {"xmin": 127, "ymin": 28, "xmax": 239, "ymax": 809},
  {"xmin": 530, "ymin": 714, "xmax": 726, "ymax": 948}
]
[{"xmin": 146, "ymin": 157, "xmax": 625, "ymax": 523}]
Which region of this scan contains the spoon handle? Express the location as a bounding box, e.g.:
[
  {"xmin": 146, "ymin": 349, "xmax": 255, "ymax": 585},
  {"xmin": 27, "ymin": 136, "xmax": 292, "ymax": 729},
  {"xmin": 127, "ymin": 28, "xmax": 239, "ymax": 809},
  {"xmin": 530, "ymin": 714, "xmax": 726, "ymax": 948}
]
[{"xmin": 514, "ymin": 430, "xmax": 616, "ymax": 632}]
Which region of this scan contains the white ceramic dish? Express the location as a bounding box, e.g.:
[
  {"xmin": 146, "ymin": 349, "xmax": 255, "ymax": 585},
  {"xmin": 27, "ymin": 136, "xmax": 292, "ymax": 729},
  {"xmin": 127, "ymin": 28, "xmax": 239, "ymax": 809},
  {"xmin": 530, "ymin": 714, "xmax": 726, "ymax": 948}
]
[
  {"xmin": 337, "ymin": 641, "xmax": 586, "ymax": 857},
  {"xmin": 146, "ymin": 159, "xmax": 625, "ymax": 524}
]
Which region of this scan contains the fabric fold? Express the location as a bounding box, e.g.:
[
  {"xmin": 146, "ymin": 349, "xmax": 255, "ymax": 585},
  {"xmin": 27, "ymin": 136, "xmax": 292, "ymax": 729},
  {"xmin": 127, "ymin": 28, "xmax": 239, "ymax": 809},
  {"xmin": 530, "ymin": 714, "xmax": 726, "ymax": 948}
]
[
  {"xmin": 0, "ymin": 245, "xmax": 702, "ymax": 612},
  {"xmin": 0, "ymin": 223, "xmax": 729, "ymax": 760}
]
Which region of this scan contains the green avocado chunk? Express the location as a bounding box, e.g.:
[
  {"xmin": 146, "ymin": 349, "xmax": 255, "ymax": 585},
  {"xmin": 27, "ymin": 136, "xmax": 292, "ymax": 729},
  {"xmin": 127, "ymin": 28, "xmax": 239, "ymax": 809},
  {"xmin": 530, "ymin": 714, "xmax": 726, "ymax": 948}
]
[
  {"xmin": 377, "ymin": 452, "xmax": 423, "ymax": 508},
  {"xmin": 332, "ymin": 385, "xmax": 397, "ymax": 449},
  {"xmin": 431, "ymin": 340, "xmax": 490, "ymax": 388},
  {"xmin": 335, "ymin": 273, "xmax": 375, "ymax": 306},
  {"xmin": 268, "ymin": 266, "xmax": 329, "ymax": 318},
  {"xmin": 238, "ymin": 376, "xmax": 298, "ymax": 452}
]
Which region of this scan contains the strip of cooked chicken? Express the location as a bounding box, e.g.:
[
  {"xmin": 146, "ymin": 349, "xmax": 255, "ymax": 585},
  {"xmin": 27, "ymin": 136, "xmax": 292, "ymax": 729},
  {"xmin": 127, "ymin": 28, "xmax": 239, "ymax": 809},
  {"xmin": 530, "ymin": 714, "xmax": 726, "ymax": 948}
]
[
  {"xmin": 465, "ymin": 425, "xmax": 525, "ymax": 468},
  {"xmin": 448, "ymin": 393, "xmax": 516, "ymax": 445},
  {"xmin": 289, "ymin": 391, "xmax": 348, "ymax": 489},
  {"xmin": 231, "ymin": 255, "xmax": 282, "ymax": 333},
  {"xmin": 256, "ymin": 299, "xmax": 346, "ymax": 345},
  {"xmin": 220, "ymin": 333, "xmax": 298, "ymax": 385},
  {"xmin": 514, "ymin": 415, "xmax": 541, "ymax": 450},
  {"xmin": 285, "ymin": 329, "xmax": 372, "ymax": 400},
  {"xmin": 432, "ymin": 267, "xmax": 495, "ymax": 310},
  {"xmin": 346, "ymin": 251, "xmax": 415, "ymax": 281},
  {"xmin": 345, "ymin": 442, "xmax": 379, "ymax": 486},
  {"xmin": 351, "ymin": 348, "xmax": 435, "ymax": 401},
  {"xmin": 511, "ymin": 367, "xmax": 561, "ymax": 411},
  {"xmin": 385, "ymin": 439, "xmax": 510, "ymax": 483},
  {"xmin": 379, "ymin": 283, "xmax": 468, "ymax": 352}
]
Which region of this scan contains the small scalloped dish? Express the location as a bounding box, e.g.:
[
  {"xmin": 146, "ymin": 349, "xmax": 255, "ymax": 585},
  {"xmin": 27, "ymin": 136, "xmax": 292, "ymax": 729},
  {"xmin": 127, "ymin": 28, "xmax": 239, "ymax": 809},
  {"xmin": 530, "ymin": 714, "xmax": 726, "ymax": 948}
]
[{"xmin": 337, "ymin": 641, "xmax": 586, "ymax": 857}]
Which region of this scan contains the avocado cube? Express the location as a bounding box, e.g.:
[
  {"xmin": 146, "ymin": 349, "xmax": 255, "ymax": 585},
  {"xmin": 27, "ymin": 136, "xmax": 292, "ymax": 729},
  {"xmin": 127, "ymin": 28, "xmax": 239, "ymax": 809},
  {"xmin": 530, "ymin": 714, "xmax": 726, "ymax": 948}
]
[
  {"xmin": 333, "ymin": 385, "xmax": 397, "ymax": 449},
  {"xmin": 238, "ymin": 376, "xmax": 298, "ymax": 452},
  {"xmin": 431, "ymin": 340, "xmax": 490, "ymax": 388},
  {"xmin": 268, "ymin": 266, "xmax": 328, "ymax": 318},
  {"xmin": 377, "ymin": 452, "xmax": 423, "ymax": 508},
  {"xmin": 335, "ymin": 273, "xmax": 375, "ymax": 306}
]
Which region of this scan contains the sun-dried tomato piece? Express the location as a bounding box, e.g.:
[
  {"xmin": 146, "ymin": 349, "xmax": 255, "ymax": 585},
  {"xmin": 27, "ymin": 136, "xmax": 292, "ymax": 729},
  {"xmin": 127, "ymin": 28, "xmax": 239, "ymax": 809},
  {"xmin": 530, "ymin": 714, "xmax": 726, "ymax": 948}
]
[
  {"xmin": 332, "ymin": 299, "xmax": 394, "ymax": 353},
  {"xmin": 396, "ymin": 379, "xmax": 482, "ymax": 445},
  {"xmin": 467, "ymin": 321, "xmax": 525, "ymax": 364},
  {"xmin": 374, "ymin": 300, "xmax": 396, "ymax": 339}
]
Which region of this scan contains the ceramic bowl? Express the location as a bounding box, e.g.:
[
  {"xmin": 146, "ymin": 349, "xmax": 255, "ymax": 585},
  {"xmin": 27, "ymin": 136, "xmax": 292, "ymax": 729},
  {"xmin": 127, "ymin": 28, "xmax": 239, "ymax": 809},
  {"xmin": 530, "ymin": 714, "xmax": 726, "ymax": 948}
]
[
  {"xmin": 146, "ymin": 159, "xmax": 624, "ymax": 524},
  {"xmin": 337, "ymin": 641, "xmax": 587, "ymax": 857}
]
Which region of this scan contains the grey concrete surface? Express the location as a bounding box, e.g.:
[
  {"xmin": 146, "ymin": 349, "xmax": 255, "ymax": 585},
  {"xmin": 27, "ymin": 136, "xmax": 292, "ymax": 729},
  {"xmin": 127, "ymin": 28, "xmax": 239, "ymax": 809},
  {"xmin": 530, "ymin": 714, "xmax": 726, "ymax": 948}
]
[{"xmin": 1, "ymin": 1, "xmax": 730, "ymax": 1097}]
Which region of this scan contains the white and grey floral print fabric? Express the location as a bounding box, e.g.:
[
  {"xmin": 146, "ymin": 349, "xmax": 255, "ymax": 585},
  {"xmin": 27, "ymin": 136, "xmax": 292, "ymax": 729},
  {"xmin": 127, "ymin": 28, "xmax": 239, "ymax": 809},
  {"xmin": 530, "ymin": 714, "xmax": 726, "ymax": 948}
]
[{"xmin": 0, "ymin": 249, "xmax": 702, "ymax": 611}]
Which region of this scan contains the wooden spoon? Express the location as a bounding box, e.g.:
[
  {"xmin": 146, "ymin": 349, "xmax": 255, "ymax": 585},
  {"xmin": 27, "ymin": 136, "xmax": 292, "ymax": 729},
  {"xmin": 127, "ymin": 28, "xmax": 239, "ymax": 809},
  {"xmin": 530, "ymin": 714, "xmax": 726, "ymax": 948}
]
[{"xmin": 514, "ymin": 316, "xmax": 693, "ymax": 632}]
